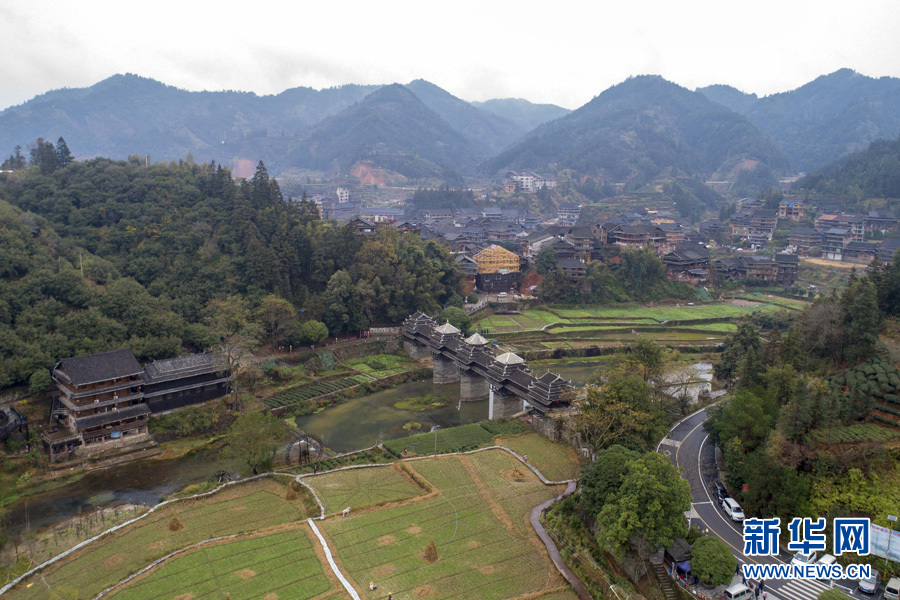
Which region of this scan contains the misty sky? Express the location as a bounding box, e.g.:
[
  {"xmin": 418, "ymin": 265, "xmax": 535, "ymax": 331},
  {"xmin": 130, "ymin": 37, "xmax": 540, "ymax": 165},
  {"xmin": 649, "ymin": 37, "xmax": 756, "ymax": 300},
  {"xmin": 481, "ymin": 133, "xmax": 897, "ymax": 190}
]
[{"xmin": 2, "ymin": 0, "xmax": 899, "ymax": 111}]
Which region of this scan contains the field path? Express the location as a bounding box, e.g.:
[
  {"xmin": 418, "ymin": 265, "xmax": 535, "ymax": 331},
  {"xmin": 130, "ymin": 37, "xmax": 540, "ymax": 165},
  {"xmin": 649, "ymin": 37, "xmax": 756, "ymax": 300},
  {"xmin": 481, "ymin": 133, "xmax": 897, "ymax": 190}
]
[
  {"xmin": 529, "ymin": 482, "xmax": 591, "ymax": 600},
  {"xmin": 308, "ymin": 518, "xmax": 360, "ymax": 600}
]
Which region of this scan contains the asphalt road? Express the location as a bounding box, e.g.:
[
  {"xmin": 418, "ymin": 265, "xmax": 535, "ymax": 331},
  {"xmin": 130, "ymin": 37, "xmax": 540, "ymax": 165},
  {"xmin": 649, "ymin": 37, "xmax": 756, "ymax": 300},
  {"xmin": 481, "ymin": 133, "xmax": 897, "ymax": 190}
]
[{"xmin": 660, "ymin": 409, "xmax": 883, "ymax": 600}]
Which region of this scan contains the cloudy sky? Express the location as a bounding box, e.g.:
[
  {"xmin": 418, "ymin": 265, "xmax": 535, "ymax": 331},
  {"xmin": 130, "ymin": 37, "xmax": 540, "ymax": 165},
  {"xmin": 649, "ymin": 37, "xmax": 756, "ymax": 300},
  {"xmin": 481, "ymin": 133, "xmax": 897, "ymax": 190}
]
[{"xmin": 2, "ymin": 0, "xmax": 899, "ymax": 111}]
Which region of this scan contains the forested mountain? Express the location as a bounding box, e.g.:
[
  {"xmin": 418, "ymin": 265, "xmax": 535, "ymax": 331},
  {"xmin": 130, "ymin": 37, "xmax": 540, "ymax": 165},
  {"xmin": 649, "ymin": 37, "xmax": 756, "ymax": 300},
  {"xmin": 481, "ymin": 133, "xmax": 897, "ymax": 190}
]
[
  {"xmin": 470, "ymin": 98, "xmax": 570, "ymax": 132},
  {"xmin": 700, "ymin": 69, "xmax": 900, "ymax": 172},
  {"xmin": 285, "ymin": 84, "xmax": 481, "ymax": 183},
  {"xmin": 404, "ymin": 80, "xmax": 525, "ymax": 155},
  {"xmin": 0, "ymin": 73, "xmax": 379, "ymax": 164},
  {"xmin": 0, "ymin": 159, "xmax": 462, "ymax": 387},
  {"xmin": 796, "ymin": 136, "xmax": 900, "ymax": 199},
  {"xmin": 695, "ymin": 84, "xmax": 758, "ymax": 114},
  {"xmin": 485, "ymin": 75, "xmax": 789, "ymax": 191}
]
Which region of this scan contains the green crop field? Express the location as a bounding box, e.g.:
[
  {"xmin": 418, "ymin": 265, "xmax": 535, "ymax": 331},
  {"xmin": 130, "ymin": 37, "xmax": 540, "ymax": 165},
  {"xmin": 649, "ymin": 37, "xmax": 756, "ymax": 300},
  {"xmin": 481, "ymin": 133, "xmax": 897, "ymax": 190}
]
[
  {"xmin": 322, "ymin": 453, "xmax": 572, "ymax": 600},
  {"xmin": 110, "ymin": 527, "xmax": 333, "ymax": 600},
  {"xmin": 383, "ymin": 423, "xmax": 496, "ymax": 457},
  {"xmin": 495, "ymin": 433, "xmax": 582, "ymax": 482},
  {"xmin": 309, "ymin": 465, "xmax": 424, "ymax": 513},
  {"xmin": 6, "ymin": 478, "xmax": 310, "ymax": 600},
  {"xmin": 264, "ymin": 375, "xmax": 373, "ymax": 409},
  {"xmin": 808, "ymin": 424, "xmax": 900, "ymax": 445},
  {"xmin": 347, "ymin": 354, "xmax": 419, "ymax": 378},
  {"xmin": 6, "ymin": 448, "xmax": 581, "ymax": 600},
  {"xmin": 476, "ymin": 302, "xmax": 780, "ymax": 334}
]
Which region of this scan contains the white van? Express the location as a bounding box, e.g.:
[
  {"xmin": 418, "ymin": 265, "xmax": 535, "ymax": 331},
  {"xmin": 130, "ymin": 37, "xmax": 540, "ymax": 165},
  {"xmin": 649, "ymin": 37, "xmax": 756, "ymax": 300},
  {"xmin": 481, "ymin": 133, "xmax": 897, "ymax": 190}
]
[
  {"xmin": 884, "ymin": 577, "xmax": 900, "ymax": 600},
  {"xmin": 721, "ymin": 497, "xmax": 745, "ymax": 521},
  {"xmin": 723, "ymin": 583, "xmax": 753, "ymax": 600}
]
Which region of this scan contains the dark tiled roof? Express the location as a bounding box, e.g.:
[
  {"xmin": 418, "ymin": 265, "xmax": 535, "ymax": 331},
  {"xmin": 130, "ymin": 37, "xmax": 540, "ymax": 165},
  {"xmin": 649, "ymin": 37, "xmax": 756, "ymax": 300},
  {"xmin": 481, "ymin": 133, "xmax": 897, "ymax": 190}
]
[
  {"xmin": 568, "ymin": 226, "xmax": 594, "ymax": 238},
  {"xmin": 790, "ymin": 227, "xmax": 819, "ymax": 235},
  {"xmin": 144, "ymin": 353, "xmax": 223, "ymax": 383},
  {"xmin": 775, "ymin": 254, "xmax": 800, "ymax": 264},
  {"xmin": 844, "ymin": 241, "xmax": 878, "ymax": 253},
  {"xmin": 56, "ymin": 349, "xmax": 142, "ymax": 386}
]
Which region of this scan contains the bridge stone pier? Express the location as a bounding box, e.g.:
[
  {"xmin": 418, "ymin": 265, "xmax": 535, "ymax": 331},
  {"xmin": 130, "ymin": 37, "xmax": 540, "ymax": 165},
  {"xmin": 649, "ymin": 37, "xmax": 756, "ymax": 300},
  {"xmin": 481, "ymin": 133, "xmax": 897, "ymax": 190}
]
[{"xmin": 402, "ymin": 312, "xmax": 573, "ymax": 417}]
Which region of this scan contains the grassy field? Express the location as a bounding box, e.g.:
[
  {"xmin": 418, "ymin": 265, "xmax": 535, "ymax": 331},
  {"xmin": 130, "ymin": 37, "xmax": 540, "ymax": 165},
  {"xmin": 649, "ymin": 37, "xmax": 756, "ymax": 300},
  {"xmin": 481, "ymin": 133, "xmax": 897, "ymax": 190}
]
[
  {"xmin": 347, "ymin": 354, "xmax": 420, "ymax": 379},
  {"xmin": 6, "ymin": 478, "xmax": 311, "ymax": 600},
  {"xmin": 475, "ymin": 302, "xmax": 783, "ymax": 338},
  {"xmin": 7, "ymin": 441, "xmax": 582, "ymax": 600},
  {"xmin": 310, "ymin": 465, "xmax": 424, "ymax": 513},
  {"xmin": 496, "ymin": 433, "xmax": 582, "ymax": 482},
  {"xmin": 110, "ymin": 527, "xmax": 335, "ymax": 600},
  {"xmin": 383, "ymin": 423, "xmax": 496, "ymax": 457},
  {"xmin": 321, "ymin": 452, "xmax": 574, "ymax": 600}
]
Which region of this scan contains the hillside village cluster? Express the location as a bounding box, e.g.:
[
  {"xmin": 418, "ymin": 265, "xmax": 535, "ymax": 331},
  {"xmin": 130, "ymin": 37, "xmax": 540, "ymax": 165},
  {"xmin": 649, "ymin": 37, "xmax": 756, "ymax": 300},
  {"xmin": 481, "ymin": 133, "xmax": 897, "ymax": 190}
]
[{"xmin": 310, "ymin": 176, "xmax": 900, "ymax": 297}]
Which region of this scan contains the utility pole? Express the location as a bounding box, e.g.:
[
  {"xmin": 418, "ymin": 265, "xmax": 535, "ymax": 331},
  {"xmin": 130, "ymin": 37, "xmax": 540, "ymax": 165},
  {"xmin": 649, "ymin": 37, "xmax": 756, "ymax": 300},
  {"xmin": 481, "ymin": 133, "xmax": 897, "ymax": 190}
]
[
  {"xmin": 79, "ymin": 252, "xmax": 84, "ymax": 277},
  {"xmin": 886, "ymin": 515, "xmax": 897, "ymax": 575}
]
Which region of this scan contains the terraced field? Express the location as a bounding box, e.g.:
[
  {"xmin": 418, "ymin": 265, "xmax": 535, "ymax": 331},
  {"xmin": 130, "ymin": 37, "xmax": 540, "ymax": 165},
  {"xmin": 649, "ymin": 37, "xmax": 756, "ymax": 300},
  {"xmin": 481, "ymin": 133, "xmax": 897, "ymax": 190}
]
[
  {"xmin": 5, "ymin": 441, "xmax": 582, "ymax": 600},
  {"xmin": 264, "ymin": 375, "xmax": 373, "ymax": 409},
  {"xmin": 110, "ymin": 527, "xmax": 336, "ymax": 600},
  {"xmin": 310, "ymin": 465, "xmax": 424, "ymax": 513},
  {"xmin": 5, "ymin": 478, "xmax": 311, "ymax": 600},
  {"xmin": 321, "ymin": 452, "xmax": 573, "ymax": 600}
]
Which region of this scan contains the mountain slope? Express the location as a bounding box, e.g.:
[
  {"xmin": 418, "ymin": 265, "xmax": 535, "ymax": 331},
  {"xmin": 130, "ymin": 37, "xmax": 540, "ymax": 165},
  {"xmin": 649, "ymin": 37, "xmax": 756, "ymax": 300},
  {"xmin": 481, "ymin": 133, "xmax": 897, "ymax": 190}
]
[
  {"xmin": 485, "ymin": 75, "xmax": 789, "ymax": 189},
  {"xmin": 696, "ymin": 84, "xmax": 758, "ymax": 114},
  {"xmin": 0, "ymin": 74, "xmax": 379, "ymax": 162},
  {"xmin": 797, "ymin": 136, "xmax": 900, "ymax": 199},
  {"xmin": 472, "ymin": 98, "xmax": 571, "ymax": 131},
  {"xmin": 404, "ymin": 80, "xmax": 525, "ymax": 154},
  {"xmin": 285, "ymin": 84, "xmax": 480, "ymax": 183},
  {"xmin": 715, "ymin": 69, "xmax": 900, "ymax": 172}
]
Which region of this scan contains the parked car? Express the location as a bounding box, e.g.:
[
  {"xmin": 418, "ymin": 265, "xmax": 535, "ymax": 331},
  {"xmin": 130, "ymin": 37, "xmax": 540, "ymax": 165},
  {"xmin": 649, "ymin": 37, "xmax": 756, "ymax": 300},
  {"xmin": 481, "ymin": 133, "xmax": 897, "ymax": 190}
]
[
  {"xmin": 883, "ymin": 576, "xmax": 900, "ymax": 600},
  {"xmin": 790, "ymin": 550, "xmax": 817, "ymax": 567},
  {"xmin": 859, "ymin": 568, "xmax": 880, "ymax": 594},
  {"xmin": 714, "ymin": 481, "xmax": 729, "ymax": 504},
  {"xmin": 815, "ymin": 553, "xmax": 837, "ymax": 579},
  {"xmin": 722, "ymin": 583, "xmax": 753, "ymax": 600},
  {"xmin": 720, "ymin": 497, "xmax": 745, "ymax": 521}
]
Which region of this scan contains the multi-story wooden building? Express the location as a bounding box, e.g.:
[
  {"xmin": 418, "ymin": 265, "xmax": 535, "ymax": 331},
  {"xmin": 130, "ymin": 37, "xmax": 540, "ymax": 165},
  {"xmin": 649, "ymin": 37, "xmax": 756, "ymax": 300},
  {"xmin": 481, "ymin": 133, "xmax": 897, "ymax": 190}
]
[
  {"xmin": 778, "ymin": 199, "xmax": 806, "ymax": 221},
  {"xmin": 788, "ymin": 227, "xmax": 823, "ymax": 253},
  {"xmin": 45, "ymin": 349, "xmax": 149, "ymax": 462},
  {"xmin": 473, "ymin": 244, "xmax": 520, "ymax": 274},
  {"xmin": 774, "ymin": 254, "xmax": 800, "ymax": 286},
  {"xmin": 662, "ymin": 244, "xmax": 711, "ymax": 279},
  {"xmin": 742, "ymin": 255, "xmax": 778, "ymax": 283},
  {"xmin": 143, "ymin": 354, "xmax": 231, "ymax": 413},
  {"xmin": 44, "ymin": 349, "xmax": 232, "ymax": 463}
]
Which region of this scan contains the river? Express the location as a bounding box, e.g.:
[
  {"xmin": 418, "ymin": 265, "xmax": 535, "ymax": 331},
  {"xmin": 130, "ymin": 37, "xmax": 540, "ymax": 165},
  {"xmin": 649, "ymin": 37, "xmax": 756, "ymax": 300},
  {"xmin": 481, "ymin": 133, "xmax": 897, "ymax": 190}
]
[{"xmin": 6, "ymin": 357, "xmax": 713, "ymax": 535}]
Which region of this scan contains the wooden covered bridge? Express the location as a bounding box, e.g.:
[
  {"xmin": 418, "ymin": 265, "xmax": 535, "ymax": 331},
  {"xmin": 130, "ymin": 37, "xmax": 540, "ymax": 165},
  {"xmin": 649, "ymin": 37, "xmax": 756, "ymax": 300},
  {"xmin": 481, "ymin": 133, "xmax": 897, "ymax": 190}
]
[{"xmin": 402, "ymin": 312, "xmax": 573, "ymax": 418}]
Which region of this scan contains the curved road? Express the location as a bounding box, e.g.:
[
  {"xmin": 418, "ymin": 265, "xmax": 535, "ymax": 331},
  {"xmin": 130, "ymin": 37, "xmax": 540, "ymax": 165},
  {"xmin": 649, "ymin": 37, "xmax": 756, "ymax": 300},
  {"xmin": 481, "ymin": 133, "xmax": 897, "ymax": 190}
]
[{"xmin": 661, "ymin": 409, "xmax": 879, "ymax": 600}]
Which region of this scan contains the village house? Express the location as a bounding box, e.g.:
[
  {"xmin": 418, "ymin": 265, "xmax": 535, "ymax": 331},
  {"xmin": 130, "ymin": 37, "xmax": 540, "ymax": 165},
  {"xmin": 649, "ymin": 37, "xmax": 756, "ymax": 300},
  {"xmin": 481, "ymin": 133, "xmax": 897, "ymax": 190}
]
[
  {"xmin": 778, "ymin": 199, "xmax": 806, "ymax": 221},
  {"xmin": 788, "ymin": 227, "xmax": 823, "ymax": 253}
]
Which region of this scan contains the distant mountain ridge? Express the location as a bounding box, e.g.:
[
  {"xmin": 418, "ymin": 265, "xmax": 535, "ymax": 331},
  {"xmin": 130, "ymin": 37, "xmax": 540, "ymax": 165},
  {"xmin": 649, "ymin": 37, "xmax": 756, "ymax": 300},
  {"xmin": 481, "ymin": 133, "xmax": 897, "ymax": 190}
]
[
  {"xmin": 471, "ymin": 98, "xmax": 571, "ymax": 131},
  {"xmin": 0, "ymin": 73, "xmax": 381, "ymax": 162},
  {"xmin": 699, "ymin": 69, "xmax": 900, "ymax": 172},
  {"xmin": 485, "ymin": 75, "xmax": 789, "ymax": 192},
  {"xmin": 283, "ymin": 84, "xmax": 480, "ymax": 183}
]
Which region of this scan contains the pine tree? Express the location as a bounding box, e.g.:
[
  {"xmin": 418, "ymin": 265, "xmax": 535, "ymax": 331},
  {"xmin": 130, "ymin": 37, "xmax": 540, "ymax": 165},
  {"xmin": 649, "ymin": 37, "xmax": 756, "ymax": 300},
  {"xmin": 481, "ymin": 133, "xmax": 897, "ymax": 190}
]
[{"xmin": 56, "ymin": 137, "xmax": 73, "ymax": 167}]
